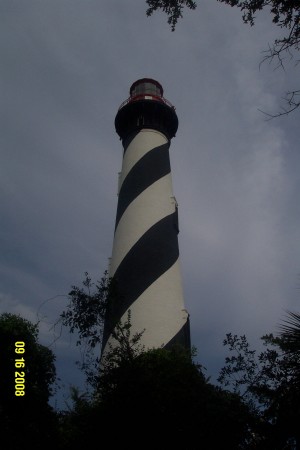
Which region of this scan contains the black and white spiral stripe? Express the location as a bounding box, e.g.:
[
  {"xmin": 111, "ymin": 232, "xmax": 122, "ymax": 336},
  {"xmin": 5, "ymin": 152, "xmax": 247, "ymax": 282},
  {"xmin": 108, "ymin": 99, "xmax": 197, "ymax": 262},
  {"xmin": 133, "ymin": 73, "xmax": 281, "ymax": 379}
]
[{"xmin": 102, "ymin": 129, "xmax": 190, "ymax": 354}]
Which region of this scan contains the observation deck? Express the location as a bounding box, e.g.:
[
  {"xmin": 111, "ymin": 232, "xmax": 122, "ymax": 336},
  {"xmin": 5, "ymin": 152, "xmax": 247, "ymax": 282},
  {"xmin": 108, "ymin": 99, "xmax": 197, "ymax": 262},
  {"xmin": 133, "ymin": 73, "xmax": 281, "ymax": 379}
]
[{"xmin": 115, "ymin": 78, "xmax": 178, "ymax": 141}]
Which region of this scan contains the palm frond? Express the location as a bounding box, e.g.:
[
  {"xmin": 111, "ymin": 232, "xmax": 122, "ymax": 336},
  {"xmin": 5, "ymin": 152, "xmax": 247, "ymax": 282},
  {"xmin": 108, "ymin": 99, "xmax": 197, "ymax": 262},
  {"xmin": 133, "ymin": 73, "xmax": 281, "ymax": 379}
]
[{"xmin": 278, "ymin": 310, "xmax": 300, "ymax": 347}]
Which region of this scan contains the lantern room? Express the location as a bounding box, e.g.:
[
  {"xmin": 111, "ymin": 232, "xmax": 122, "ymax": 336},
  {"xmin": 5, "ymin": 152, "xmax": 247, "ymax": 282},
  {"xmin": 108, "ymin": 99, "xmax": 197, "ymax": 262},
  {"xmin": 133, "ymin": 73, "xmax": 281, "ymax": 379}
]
[{"xmin": 129, "ymin": 78, "xmax": 164, "ymax": 101}]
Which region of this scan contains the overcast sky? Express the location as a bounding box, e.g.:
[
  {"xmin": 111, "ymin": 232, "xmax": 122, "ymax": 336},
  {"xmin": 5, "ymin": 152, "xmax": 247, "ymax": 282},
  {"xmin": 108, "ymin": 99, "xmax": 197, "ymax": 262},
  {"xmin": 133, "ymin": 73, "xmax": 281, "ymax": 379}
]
[{"xmin": 1, "ymin": 0, "xmax": 300, "ymax": 410}]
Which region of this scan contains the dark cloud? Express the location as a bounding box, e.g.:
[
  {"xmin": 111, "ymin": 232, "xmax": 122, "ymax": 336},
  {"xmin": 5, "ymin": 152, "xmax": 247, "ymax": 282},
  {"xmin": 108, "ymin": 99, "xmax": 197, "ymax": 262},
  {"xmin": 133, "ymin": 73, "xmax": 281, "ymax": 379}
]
[{"xmin": 1, "ymin": 0, "xmax": 299, "ymax": 409}]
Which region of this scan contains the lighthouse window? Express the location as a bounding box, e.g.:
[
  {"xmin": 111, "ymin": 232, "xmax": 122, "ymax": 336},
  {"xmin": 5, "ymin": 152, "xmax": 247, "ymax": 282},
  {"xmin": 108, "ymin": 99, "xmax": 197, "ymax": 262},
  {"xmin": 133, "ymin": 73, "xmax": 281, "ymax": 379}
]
[
  {"xmin": 173, "ymin": 205, "xmax": 179, "ymax": 234},
  {"xmin": 137, "ymin": 115, "xmax": 144, "ymax": 126}
]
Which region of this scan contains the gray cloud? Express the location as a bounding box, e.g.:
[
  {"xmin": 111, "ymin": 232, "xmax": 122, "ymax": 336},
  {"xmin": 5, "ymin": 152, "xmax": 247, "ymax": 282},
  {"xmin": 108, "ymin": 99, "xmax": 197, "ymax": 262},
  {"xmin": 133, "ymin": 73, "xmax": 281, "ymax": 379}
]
[{"xmin": 1, "ymin": 0, "xmax": 299, "ymax": 408}]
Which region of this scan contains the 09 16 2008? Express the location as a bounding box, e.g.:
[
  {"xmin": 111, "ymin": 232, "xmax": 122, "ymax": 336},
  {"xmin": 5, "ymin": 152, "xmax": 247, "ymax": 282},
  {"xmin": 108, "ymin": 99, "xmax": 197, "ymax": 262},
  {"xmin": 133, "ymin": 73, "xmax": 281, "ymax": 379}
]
[{"xmin": 15, "ymin": 341, "xmax": 25, "ymax": 396}]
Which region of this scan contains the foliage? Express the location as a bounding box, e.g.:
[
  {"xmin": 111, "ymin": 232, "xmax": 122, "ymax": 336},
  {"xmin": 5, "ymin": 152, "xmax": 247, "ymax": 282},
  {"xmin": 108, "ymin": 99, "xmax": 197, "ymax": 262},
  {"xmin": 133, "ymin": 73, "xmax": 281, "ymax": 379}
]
[
  {"xmin": 0, "ymin": 313, "xmax": 58, "ymax": 449},
  {"xmin": 217, "ymin": 1, "xmax": 300, "ymax": 33},
  {"xmin": 100, "ymin": 309, "xmax": 145, "ymax": 367},
  {"xmin": 0, "ymin": 313, "xmax": 57, "ymax": 402},
  {"xmin": 61, "ymin": 275, "xmax": 300, "ymax": 448},
  {"xmin": 61, "ymin": 271, "xmax": 109, "ymax": 348},
  {"xmin": 60, "ymin": 272, "xmax": 147, "ymax": 389},
  {"xmin": 146, "ymin": 0, "xmax": 197, "ymax": 31},
  {"xmin": 60, "ymin": 272, "xmax": 254, "ymax": 448},
  {"xmin": 218, "ymin": 0, "xmax": 300, "ymax": 116},
  {"xmin": 60, "ymin": 271, "xmax": 111, "ymax": 386},
  {"xmin": 218, "ymin": 330, "xmax": 300, "ymax": 449},
  {"xmin": 57, "ymin": 386, "xmax": 99, "ymax": 449},
  {"xmin": 60, "ymin": 344, "xmax": 253, "ymax": 449},
  {"xmin": 145, "ymin": 0, "xmax": 300, "ymax": 116},
  {"xmin": 278, "ymin": 310, "xmax": 300, "ymax": 353}
]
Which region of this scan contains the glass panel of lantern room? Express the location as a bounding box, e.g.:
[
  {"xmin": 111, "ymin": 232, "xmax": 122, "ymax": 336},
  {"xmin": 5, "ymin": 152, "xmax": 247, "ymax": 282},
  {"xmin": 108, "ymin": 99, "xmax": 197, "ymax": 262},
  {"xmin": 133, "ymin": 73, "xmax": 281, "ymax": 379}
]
[
  {"xmin": 144, "ymin": 82, "xmax": 152, "ymax": 95},
  {"xmin": 144, "ymin": 82, "xmax": 161, "ymax": 96},
  {"xmin": 131, "ymin": 80, "xmax": 162, "ymax": 98}
]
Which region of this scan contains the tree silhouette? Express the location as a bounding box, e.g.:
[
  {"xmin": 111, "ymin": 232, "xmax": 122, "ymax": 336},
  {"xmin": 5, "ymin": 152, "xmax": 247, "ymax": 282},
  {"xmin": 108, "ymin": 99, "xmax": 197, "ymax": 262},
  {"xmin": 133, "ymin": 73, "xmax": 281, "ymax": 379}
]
[
  {"xmin": 218, "ymin": 329, "xmax": 300, "ymax": 449},
  {"xmin": 146, "ymin": 0, "xmax": 300, "ymax": 116},
  {"xmin": 0, "ymin": 313, "xmax": 58, "ymax": 450}
]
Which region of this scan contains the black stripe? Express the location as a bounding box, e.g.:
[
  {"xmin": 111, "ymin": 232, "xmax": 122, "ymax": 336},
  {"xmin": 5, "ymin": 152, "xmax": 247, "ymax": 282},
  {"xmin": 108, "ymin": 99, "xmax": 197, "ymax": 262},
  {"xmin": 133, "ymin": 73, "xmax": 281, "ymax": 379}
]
[
  {"xmin": 122, "ymin": 130, "xmax": 140, "ymax": 155},
  {"xmin": 115, "ymin": 143, "xmax": 171, "ymax": 230},
  {"xmin": 102, "ymin": 211, "xmax": 180, "ymax": 351},
  {"xmin": 164, "ymin": 318, "xmax": 191, "ymax": 350}
]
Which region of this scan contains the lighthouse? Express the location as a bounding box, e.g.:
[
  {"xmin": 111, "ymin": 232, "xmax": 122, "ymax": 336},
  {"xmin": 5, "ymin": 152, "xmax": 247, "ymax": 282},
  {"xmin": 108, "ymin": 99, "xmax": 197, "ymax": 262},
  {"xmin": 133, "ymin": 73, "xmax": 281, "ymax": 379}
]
[{"xmin": 101, "ymin": 78, "xmax": 190, "ymax": 355}]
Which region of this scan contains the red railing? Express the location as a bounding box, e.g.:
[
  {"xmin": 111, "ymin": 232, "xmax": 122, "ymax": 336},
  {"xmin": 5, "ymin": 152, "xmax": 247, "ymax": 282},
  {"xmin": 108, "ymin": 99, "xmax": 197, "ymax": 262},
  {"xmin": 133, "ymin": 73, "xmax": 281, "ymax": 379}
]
[{"xmin": 118, "ymin": 94, "xmax": 176, "ymax": 111}]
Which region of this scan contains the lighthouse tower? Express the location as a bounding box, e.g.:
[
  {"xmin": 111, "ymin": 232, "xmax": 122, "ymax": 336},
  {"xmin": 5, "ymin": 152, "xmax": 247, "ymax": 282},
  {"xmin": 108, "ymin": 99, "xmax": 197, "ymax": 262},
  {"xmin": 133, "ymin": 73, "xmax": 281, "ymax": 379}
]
[{"xmin": 102, "ymin": 78, "xmax": 190, "ymax": 355}]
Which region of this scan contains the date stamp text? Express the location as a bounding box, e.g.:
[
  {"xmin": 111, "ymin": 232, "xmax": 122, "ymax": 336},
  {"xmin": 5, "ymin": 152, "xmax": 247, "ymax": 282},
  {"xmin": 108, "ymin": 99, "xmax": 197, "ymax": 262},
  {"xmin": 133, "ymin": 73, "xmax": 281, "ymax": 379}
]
[{"xmin": 15, "ymin": 341, "xmax": 25, "ymax": 396}]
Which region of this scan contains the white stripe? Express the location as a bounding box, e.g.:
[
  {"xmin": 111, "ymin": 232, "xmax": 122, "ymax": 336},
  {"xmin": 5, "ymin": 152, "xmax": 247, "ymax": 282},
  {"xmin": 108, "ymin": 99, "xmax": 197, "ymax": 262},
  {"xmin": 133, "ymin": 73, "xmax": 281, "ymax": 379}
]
[
  {"xmin": 119, "ymin": 129, "xmax": 168, "ymax": 191},
  {"xmin": 110, "ymin": 173, "xmax": 176, "ymax": 277},
  {"xmin": 106, "ymin": 260, "xmax": 188, "ymax": 351}
]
